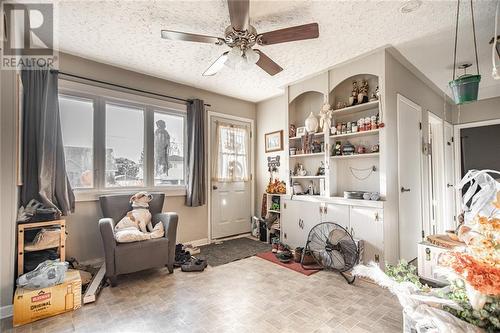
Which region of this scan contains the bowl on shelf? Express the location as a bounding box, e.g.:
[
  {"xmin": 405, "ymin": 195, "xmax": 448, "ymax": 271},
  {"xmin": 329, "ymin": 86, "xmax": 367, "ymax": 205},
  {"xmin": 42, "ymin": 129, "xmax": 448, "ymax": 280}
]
[{"xmin": 344, "ymin": 191, "xmax": 366, "ymax": 200}]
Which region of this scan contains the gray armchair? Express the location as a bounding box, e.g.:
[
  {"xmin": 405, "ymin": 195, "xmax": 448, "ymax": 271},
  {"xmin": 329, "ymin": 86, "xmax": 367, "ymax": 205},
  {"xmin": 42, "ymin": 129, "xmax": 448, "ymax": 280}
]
[{"xmin": 98, "ymin": 193, "xmax": 178, "ymax": 286}]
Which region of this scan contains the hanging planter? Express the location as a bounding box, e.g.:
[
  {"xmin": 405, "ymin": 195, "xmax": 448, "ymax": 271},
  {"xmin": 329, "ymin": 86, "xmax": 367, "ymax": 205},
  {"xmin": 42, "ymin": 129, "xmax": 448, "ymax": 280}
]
[{"xmin": 449, "ymin": 0, "xmax": 481, "ymax": 105}]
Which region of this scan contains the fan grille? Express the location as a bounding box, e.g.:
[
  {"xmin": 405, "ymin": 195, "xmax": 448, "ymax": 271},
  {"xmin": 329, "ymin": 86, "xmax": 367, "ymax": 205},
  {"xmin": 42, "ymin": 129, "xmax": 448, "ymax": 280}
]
[{"xmin": 305, "ymin": 222, "xmax": 359, "ymax": 272}]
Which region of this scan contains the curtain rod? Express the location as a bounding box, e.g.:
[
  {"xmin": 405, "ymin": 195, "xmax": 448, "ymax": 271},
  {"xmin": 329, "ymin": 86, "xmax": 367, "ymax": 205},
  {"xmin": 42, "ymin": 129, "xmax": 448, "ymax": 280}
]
[{"xmin": 52, "ymin": 70, "xmax": 211, "ymax": 107}]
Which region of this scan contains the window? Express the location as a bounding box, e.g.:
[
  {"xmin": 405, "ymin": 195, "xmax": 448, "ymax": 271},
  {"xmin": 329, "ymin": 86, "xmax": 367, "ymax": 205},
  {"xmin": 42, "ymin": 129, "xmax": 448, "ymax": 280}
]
[
  {"xmin": 105, "ymin": 103, "xmax": 144, "ymax": 187},
  {"xmin": 58, "ymin": 83, "xmax": 187, "ymax": 195},
  {"xmin": 213, "ymin": 122, "xmax": 250, "ymax": 182},
  {"xmin": 154, "ymin": 111, "xmax": 185, "ymax": 186},
  {"xmin": 59, "ymin": 95, "xmax": 94, "ymax": 189}
]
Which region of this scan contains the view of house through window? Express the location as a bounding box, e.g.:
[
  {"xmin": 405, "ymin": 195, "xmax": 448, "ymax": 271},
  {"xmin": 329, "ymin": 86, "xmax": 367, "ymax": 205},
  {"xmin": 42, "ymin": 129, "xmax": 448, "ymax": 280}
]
[
  {"xmin": 59, "ymin": 95, "xmax": 94, "ymax": 189},
  {"xmin": 58, "ymin": 88, "xmax": 186, "ymax": 192},
  {"xmin": 105, "ymin": 103, "xmax": 144, "ymax": 187}
]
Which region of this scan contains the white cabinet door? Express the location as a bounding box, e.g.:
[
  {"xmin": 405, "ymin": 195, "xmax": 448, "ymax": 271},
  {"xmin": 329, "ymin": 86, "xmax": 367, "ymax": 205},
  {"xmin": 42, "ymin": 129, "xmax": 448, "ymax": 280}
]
[
  {"xmin": 350, "ymin": 206, "xmax": 384, "ymax": 265},
  {"xmin": 321, "ymin": 203, "xmax": 350, "ymax": 231},
  {"xmin": 281, "ymin": 199, "xmax": 321, "ymax": 249}
]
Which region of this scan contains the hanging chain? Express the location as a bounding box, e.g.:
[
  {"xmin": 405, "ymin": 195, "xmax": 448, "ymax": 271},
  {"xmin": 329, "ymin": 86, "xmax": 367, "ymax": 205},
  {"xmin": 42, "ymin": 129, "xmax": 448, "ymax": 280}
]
[
  {"xmin": 470, "ymin": 0, "xmax": 480, "ymax": 75},
  {"xmin": 349, "ymin": 166, "xmax": 376, "ymax": 181},
  {"xmin": 452, "ymin": 0, "xmax": 480, "ymax": 79},
  {"xmin": 452, "ymin": 0, "xmax": 460, "ymax": 80}
]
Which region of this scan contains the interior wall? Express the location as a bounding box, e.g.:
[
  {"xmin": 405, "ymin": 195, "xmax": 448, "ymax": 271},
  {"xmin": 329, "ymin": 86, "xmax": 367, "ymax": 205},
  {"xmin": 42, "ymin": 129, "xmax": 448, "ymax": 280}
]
[
  {"xmin": 255, "ymin": 94, "xmax": 288, "ymax": 216},
  {"xmin": 384, "ymin": 50, "xmax": 454, "ymax": 260},
  {"xmin": 58, "ymin": 52, "xmax": 256, "ymax": 262},
  {"xmin": 452, "ymin": 96, "xmax": 500, "ymax": 124},
  {"xmin": 0, "ymin": 69, "xmax": 18, "ymax": 310}
]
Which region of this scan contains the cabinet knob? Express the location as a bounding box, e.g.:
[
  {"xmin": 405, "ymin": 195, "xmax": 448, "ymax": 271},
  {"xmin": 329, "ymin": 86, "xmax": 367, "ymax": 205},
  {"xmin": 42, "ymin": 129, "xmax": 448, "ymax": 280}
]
[{"xmin": 401, "ymin": 187, "xmax": 411, "ymax": 193}]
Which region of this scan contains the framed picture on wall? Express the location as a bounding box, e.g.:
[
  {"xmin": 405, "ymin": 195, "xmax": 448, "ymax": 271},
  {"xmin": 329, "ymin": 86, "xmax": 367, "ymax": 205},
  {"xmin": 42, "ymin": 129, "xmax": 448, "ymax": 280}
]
[{"xmin": 265, "ymin": 130, "xmax": 283, "ymax": 153}]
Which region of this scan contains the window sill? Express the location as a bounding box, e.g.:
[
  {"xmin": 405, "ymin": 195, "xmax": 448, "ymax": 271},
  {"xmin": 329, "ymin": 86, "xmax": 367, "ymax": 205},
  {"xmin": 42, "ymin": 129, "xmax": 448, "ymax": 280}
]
[{"xmin": 74, "ymin": 187, "xmax": 187, "ymax": 202}]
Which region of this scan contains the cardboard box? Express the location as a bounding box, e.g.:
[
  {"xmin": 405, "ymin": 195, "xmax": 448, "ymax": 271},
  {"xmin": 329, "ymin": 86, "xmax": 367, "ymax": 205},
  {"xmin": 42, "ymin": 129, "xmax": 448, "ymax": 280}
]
[{"xmin": 13, "ymin": 270, "xmax": 82, "ymax": 327}]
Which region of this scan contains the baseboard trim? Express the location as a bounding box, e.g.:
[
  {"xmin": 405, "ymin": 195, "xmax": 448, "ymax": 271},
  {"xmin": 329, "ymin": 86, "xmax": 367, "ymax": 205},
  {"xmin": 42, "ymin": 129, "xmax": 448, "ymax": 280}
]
[
  {"xmin": 184, "ymin": 238, "xmax": 209, "ymax": 247},
  {"xmin": 1, "ymin": 305, "xmax": 13, "ymax": 319}
]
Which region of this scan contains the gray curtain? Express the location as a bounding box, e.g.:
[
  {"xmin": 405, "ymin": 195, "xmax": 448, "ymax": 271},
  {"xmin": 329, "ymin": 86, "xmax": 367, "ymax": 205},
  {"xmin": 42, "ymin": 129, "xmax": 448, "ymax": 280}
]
[
  {"xmin": 20, "ymin": 69, "xmax": 75, "ymax": 215},
  {"xmin": 185, "ymin": 99, "xmax": 206, "ymax": 207}
]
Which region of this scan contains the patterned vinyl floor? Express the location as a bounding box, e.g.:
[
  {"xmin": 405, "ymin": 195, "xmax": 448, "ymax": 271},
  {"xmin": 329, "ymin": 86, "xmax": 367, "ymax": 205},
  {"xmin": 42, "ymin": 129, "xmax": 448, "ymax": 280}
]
[{"xmin": 1, "ymin": 256, "xmax": 403, "ymax": 333}]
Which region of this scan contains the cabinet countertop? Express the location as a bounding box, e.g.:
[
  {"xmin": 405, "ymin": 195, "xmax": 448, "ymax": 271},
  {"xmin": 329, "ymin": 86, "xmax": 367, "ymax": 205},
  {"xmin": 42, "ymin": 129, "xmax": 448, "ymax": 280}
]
[{"xmin": 283, "ymin": 195, "xmax": 384, "ymax": 208}]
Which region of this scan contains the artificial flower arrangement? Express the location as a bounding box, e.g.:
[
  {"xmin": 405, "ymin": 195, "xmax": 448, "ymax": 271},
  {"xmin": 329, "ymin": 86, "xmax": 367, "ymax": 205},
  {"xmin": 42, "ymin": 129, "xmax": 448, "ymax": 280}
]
[
  {"xmin": 266, "ymin": 179, "xmax": 286, "ymax": 194},
  {"xmin": 353, "ymin": 169, "xmax": 500, "ymax": 332}
]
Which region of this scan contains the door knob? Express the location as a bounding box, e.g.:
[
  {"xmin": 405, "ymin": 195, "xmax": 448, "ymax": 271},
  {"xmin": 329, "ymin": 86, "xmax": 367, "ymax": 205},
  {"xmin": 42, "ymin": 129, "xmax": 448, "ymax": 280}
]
[
  {"xmin": 447, "ymin": 183, "xmax": 454, "ymax": 188},
  {"xmin": 401, "ymin": 187, "xmax": 411, "ymax": 193},
  {"xmin": 212, "ymin": 185, "xmax": 218, "ymax": 190}
]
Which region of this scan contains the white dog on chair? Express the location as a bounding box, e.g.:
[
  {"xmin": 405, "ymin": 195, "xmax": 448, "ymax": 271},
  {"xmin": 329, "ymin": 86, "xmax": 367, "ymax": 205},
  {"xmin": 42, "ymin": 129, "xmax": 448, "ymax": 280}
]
[{"xmin": 114, "ymin": 192, "xmax": 164, "ymax": 243}]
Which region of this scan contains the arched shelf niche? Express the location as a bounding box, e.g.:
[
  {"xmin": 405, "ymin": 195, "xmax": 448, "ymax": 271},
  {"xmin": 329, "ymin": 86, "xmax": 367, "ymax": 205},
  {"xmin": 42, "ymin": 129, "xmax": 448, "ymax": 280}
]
[
  {"xmin": 288, "ymin": 91, "xmax": 325, "ymax": 130},
  {"xmin": 329, "ymin": 74, "xmax": 379, "ymax": 110}
]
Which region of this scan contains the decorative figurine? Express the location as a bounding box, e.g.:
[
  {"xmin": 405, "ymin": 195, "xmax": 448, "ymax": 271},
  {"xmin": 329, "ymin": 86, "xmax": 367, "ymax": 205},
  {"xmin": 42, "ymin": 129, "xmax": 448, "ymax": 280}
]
[
  {"xmin": 316, "ymin": 161, "xmax": 325, "ymax": 176},
  {"xmin": 358, "ymin": 79, "xmax": 369, "ymax": 104},
  {"xmin": 333, "ymin": 141, "xmax": 342, "ymax": 156},
  {"xmin": 319, "ymin": 103, "xmax": 333, "ymax": 133},
  {"xmin": 289, "ymin": 124, "xmax": 296, "ymax": 138},
  {"xmin": 349, "ymin": 81, "xmax": 359, "ymax": 106},
  {"xmin": 312, "ymin": 140, "xmax": 322, "ymax": 153}
]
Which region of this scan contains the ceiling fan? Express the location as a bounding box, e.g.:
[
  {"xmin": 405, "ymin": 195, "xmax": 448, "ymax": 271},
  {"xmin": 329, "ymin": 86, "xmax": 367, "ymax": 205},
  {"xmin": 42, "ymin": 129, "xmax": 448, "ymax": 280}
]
[{"xmin": 160, "ymin": 0, "xmax": 319, "ymax": 76}]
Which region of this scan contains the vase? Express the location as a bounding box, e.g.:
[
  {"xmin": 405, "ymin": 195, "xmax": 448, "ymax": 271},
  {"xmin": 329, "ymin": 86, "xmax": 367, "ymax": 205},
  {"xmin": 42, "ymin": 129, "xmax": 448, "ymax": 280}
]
[{"xmin": 305, "ymin": 112, "xmax": 319, "ymax": 133}]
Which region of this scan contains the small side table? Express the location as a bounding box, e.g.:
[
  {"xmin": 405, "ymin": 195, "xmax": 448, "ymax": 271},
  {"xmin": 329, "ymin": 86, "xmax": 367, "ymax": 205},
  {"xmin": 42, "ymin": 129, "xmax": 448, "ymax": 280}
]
[{"xmin": 17, "ymin": 219, "xmax": 66, "ymax": 277}]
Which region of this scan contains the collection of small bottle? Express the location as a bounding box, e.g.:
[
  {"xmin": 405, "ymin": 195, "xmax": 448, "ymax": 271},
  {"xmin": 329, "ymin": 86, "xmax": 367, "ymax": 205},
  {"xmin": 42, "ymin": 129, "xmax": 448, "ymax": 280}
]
[{"xmin": 333, "ymin": 113, "xmax": 380, "ymax": 135}]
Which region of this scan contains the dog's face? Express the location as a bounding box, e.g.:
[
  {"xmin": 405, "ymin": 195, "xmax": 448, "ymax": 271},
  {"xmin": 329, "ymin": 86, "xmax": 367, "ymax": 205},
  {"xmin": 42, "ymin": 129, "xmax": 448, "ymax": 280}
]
[{"xmin": 130, "ymin": 191, "xmax": 153, "ymax": 204}]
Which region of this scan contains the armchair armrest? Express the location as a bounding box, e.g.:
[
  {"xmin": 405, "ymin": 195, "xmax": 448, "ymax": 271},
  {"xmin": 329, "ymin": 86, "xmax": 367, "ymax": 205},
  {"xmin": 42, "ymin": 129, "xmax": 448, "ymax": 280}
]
[
  {"xmin": 99, "ymin": 218, "xmax": 117, "ymax": 277},
  {"xmin": 153, "ymin": 212, "xmax": 178, "ymax": 270}
]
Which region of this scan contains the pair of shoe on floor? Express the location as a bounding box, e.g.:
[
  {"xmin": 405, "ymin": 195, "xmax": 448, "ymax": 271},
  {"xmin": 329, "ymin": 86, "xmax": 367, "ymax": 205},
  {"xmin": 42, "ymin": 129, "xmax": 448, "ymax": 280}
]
[{"xmin": 174, "ymin": 243, "xmax": 207, "ymax": 272}]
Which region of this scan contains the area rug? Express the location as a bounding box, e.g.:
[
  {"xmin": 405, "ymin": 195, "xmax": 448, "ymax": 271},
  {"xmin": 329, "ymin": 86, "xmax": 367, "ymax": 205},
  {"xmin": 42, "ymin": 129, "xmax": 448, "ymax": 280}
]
[
  {"xmin": 197, "ymin": 237, "xmax": 271, "ymax": 267},
  {"xmin": 256, "ymin": 251, "xmax": 320, "ymax": 276}
]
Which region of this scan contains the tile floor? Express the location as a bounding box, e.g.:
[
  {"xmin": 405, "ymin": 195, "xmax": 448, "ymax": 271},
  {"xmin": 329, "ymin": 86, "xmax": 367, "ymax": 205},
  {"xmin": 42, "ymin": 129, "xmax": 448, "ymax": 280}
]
[{"xmin": 1, "ymin": 256, "xmax": 402, "ymax": 333}]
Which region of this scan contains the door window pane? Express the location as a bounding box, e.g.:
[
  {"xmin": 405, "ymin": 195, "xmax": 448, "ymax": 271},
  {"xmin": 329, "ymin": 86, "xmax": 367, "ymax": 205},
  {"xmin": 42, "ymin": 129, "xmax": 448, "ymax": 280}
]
[
  {"xmin": 154, "ymin": 112, "xmax": 185, "ymax": 185},
  {"xmin": 59, "ymin": 95, "xmax": 94, "ymax": 189},
  {"xmin": 214, "ymin": 122, "xmax": 250, "ymax": 182},
  {"xmin": 105, "ymin": 103, "xmax": 144, "ymax": 187}
]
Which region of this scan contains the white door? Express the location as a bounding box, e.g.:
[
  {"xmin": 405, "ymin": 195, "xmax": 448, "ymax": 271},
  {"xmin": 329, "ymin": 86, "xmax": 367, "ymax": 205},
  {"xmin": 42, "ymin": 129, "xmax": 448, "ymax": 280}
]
[
  {"xmin": 397, "ymin": 95, "xmax": 423, "ymax": 261},
  {"xmin": 443, "ymin": 122, "xmax": 456, "ymax": 231},
  {"xmin": 210, "ymin": 116, "xmax": 252, "ymax": 239},
  {"xmin": 350, "ymin": 206, "xmax": 384, "ymax": 266}
]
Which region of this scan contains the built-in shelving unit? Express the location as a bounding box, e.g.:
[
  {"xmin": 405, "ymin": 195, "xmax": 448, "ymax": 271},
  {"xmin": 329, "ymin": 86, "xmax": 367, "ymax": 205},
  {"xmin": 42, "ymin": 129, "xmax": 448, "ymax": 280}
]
[
  {"xmin": 289, "ymin": 152, "xmax": 323, "ymax": 158},
  {"xmin": 330, "ymin": 128, "xmax": 379, "ymax": 140},
  {"xmin": 290, "ymin": 175, "xmax": 325, "ymax": 179},
  {"xmin": 330, "ymin": 152, "xmax": 380, "ymax": 160},
  {"xmin": 331, "ymin": 100, "xmax": 379, "ymax": 116}
]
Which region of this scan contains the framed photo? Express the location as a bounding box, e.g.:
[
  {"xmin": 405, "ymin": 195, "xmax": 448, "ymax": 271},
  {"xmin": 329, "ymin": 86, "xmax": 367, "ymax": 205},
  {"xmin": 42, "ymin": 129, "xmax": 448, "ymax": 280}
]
[
  {"xmin": 296, "ymin": 126, "xmax": 306, "ymax": 137},
  {"xmin": 265, "ymin": 130, "xmax": 283, "ymax": 153}
]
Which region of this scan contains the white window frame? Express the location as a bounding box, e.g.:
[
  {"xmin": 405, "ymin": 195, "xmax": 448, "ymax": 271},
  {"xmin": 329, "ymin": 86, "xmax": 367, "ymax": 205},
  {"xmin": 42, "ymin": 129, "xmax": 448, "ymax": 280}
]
[{"xmin": 59, "ymin": 79, "xmax": 188, "ymax": 201}]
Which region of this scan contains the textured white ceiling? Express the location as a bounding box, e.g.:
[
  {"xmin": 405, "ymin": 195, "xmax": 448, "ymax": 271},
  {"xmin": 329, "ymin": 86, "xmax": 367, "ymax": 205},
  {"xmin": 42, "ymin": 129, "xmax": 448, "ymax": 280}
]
[{"xmin": 54, "ymin": 0, "xmax": 498, "ymax": 102}]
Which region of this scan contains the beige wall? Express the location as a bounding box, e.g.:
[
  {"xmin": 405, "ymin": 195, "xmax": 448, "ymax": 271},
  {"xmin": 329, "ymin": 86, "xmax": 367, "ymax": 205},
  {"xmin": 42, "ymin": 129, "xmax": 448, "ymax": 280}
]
[
  {"xmin": 255, "ymin": 94, "xmax": 288, "ymax": 216},
  {"xmin": 0, "ymin": 68, "xmax": 19, "ymax": 309},
  {"xmin": 384, "ymin": 50, "xmax": 454, "ymax": 261},
  {"xmin": 58, "ymin": 52, "xmax": 256, "ymax": 262},
  {"xmin": 452, "ymin": 97, "xmax": 500, "ymax": 124}
]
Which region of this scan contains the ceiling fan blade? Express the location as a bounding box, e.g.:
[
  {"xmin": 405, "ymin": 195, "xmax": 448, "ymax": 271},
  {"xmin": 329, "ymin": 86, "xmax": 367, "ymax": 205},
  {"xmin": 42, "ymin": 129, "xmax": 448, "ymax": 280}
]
[
  {"xmin": 161, "ymin": 30, "xmax": 224, "ymax": 44},
  {"xmin": 203, "ymin": 52, "xmax": 229, "ymax": 76},
  {"xmin": 254, "ymin": 49, "xmax": 283, "ymax": 76},
  {"xmin": 257, "ymin": 23, "xmax": 319, "ymax": 46},
  {"xmin": 227, "ymin": 0, "xmax": 249, "ymax": 31}
]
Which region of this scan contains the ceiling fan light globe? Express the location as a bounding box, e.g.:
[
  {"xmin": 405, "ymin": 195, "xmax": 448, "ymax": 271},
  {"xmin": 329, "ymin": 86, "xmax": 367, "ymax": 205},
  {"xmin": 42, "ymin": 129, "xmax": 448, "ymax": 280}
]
[{"xmin": 244, "ymin": 48, "xmax": 260, "ymax": 64}]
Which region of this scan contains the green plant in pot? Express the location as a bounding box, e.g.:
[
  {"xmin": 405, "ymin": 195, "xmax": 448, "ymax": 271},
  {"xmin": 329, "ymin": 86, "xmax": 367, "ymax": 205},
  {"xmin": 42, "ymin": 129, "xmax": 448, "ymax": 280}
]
[{"xmin": 448, "ymin": 0, "xmax": 481, "ymax": 105}]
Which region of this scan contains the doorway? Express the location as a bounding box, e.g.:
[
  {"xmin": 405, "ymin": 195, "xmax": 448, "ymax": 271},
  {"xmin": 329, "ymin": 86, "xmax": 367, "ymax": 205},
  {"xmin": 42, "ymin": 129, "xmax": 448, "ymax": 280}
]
[
  {"xmin": 397, "ymin": 94, "xmax": 424, "ymax": 261},
  {"xmin": 208, "ymin": 113, "xmax": 254, "ymax": 240}
]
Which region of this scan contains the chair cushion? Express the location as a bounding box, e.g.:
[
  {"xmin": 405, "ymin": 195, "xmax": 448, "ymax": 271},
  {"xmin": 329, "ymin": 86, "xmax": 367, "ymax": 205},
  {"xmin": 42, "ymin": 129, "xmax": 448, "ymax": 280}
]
[{"xmin": 114, "ymin": 238, "xmax": 170, "ymax": 274}]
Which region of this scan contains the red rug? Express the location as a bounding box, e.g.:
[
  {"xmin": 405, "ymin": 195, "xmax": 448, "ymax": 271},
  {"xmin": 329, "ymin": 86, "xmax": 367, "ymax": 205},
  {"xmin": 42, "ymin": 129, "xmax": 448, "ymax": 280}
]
[{"xmin": 256, "ymin": 251, "xmax": 320, "ymax": 276}]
